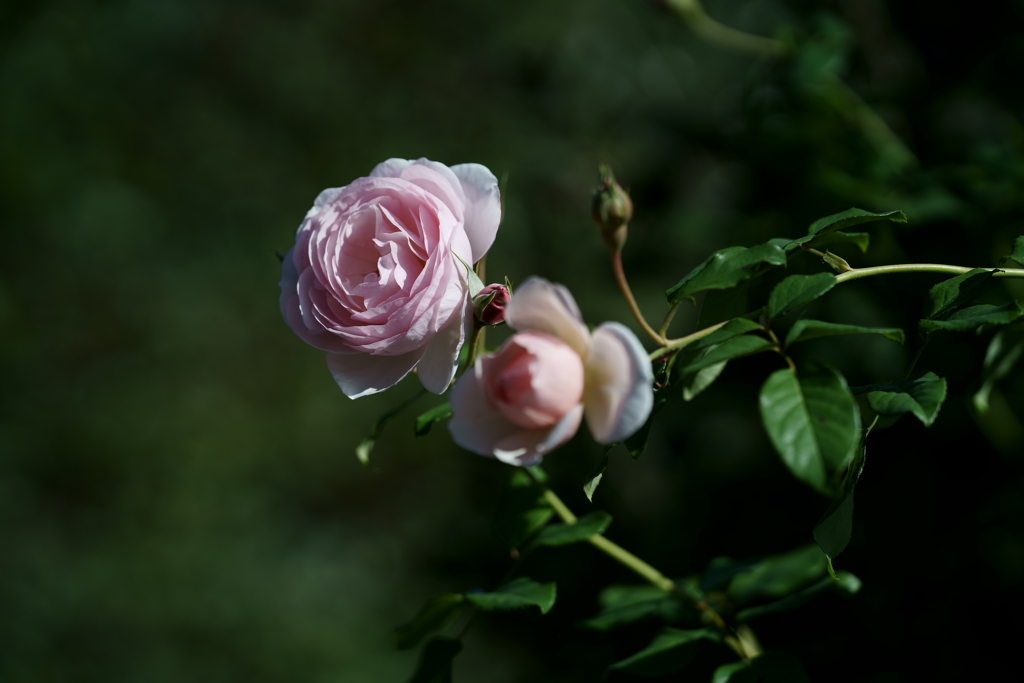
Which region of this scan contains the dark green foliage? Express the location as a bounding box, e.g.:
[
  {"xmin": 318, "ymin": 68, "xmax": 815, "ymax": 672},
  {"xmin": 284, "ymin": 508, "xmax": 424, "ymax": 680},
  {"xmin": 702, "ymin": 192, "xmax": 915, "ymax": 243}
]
[
  {"xmin": 688, "ymin": 319, "xmax": 764, "ymax": 352},
  {"xmin": 681, "ymin": 336, "xmax": 776, "ymax": 376},
  {"xmin": 735, "ymin": 572, "xmax": 861, "ymax": 623},
  {"xmin": 582, "ymin": 585, "xmax": 685, "ymax": 632},
  {"xmin": 406, "ymin": 638, "xmax": 462, "ymax": 683},
  {"xmin": 414, "ymin": 403, "xmax": 453, "ymax": 436},
  {"xmin": 1002, "ymin": 236, "xmax": 1024, "ymax": 266},
  {"xmin": 535, "ymin": 511, "xmax": 612, "ymax": 546},
  {"xmin": 607, "ymin": 628, "xmax": 721, "ymax": 677},
  {"xmin": 465, "ymin": 578, "xmax": 556, "ymax": 615},
  {"xmin": 666, "ymin": 244, "xmax": 787, "ymax": 304},
  {"xmin": 975, "ymin": 326, "xmax": 1024, "ymax": 412},
  {"xmin": 767, "ymin": 273, "xmax": 836, "ymax": 319},
  {"xmin": 395, "ymin": 594, "xmax": 465, "ymax": 650},
  {"xmin": 854, "ymin": 372, "xmax": 947, "ymax": 426},
  {"xmin": 759, "ymin": 363, "xmax": 861, "ymax": 493},
  {"xmin": 784, "ymin": 320, "xmax": 905, "ymax": 346},
  {"xmin": 726, "ymin": 545, "xmax": 828, "ymax": 605},
  {"xmin": 806, "ymin": 208, "xmax": 907, "ymax": 237},
  {"xmin": 813, "ymin": 432, "xmax": 867, "ymax": 575},
  {"xmin": 494, "ymin": 470, "xmax": 554, "ymax": 550},
  {"xmin": 624, "ymin": 387, "xmax": 669, "ymax": 460},
  {"xmin": 920, "ymin": 302, "xmax": 1024, "ymax": 332}
]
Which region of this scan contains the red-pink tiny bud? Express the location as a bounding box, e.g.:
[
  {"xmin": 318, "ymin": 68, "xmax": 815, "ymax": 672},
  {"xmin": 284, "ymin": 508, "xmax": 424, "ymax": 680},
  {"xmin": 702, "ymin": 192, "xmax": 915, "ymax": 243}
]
[{"xmin": 474, "ymin": 284, "xmax": 511, "ymax": 325}]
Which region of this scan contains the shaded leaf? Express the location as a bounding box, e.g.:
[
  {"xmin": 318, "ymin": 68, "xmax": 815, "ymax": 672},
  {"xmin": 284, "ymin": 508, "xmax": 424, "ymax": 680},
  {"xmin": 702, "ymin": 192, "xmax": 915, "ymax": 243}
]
[
  {"xmin": 1002, "ymin": 235, "xmax": 1024, "ymax": 266},
  {"xmin": 494, "ymin": 470, "xmax": 553, "ymax": 550},
  {"xmin": 582, "ymin": 584, "xmax": 683, "ymax": 632},
  {"xmin": 713, "ymin": 660, "xmax": 757, "ymax": 683},
  {"xmin": 920, "ymin": 302, "xmax": 1024, "ymax": 332},
  {"xmin": 414, "ymin": 403, "xmax": 452, "ymax": 436},
  {"xmin": 405, "ymin": 637, "xmax": 462, "ymax": 683},
  {"xmin": 767, "ymin": 273, "xmax": 836, "ymax": 319},
  {"xmin": 624, "ymin": 389, "xmax": 669, "ymax": 460},
  {"xmin": 465, "ymin": 577, "xmax": 556, "ymax": 615},
  {"xmin": 975, "ymin": 326, "xmax": 1024, "ymax": 413},
  {"xmin": 681, "ymin": 336, "xmax": 775, "ymax": 376},
  {"xmin": 682, "ymin": 358, "xmax": 727, "ymax": 402},
  {"xmin": 759, "ymin": 363, "xmax": 861, "ymax": 493},
  {"xmin": 922, "ymin": 268, "xmax": 995, "ymax": 320},
  {"xmin": 771, "ymin": 230, "xmax": 871, "ymax": 256},
  {"xmin": 356, "ymin": 389, "xmax": 427, "ymax": 467},
  {"xmin": 696, "ymin": 282, "xmax": 753, "ymax": 328},
  {"xmin": 813, "ymin": 432, "xmax": 866, "ymax": 576},
  {"xmin": 785, "ymin": 320, "xmax": 905, "ymax": 346},
  {"xmin": 699, "ymin": 557, "xmax": 762, "ymax": 593},
  {"xmin": 395, "ymin": 594, "xmax": 465, "ymax": 650},
  {"xmin": 736, "ymin": 572, "xmax": 861, "ymax": 623},
  {"xmin": 535, "ymin": 511, "xmax": 612, "ymax": 546},
  {"xmin": 727, "ymin": 545, "xmax": 828, "ymax": 605},
  {"xmin": 667, "ymin": 244, "xmax": 786, "ymax": 304},
  {"xmin": 688, "ymin": 318, "xmax": 763, "ymax": 353},
  {"xmin": 854, "ymin": 372, "xmax": 947, "ymax": 426},
  {"xmin": 750, "ymin": 650, "xmax": 812, "ymax": 682},
  {"xmin": 806, "ymin": 207, "xmax": 907, "ymax": 237},
  {"xmin": 607, "ymin": 628, "xmax": 721, "ymax": 677}
]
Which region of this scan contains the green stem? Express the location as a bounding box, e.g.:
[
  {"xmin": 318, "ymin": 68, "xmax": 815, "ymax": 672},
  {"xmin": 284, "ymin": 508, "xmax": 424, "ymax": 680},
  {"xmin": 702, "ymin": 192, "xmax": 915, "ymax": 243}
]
[
  {"xmin": 666, "ymin": 0, "xmax": 788, "ymax": 58},
  {"xmin": 660, "ymin": 302, "xmax": 682, "ymax": 339},
  {"xmin": 612, "ymin": 251, "xmax": 668, "ymax": 347},
  {"xmin": 834, "ymin": 264, "xmax": 1024, "ymax": 284}
]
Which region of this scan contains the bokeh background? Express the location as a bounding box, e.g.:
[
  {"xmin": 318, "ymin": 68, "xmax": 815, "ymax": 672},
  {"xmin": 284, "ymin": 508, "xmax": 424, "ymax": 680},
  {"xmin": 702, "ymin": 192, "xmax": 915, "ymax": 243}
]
[{"xmin": 4, "ymin": 0, "xmax": 1024, "ymax": 680}]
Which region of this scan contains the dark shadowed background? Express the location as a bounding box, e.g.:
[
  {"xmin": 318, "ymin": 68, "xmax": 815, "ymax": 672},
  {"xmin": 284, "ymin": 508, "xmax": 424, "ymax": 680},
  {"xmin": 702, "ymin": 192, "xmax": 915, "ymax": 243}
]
[{"xmin": 3, "ymin": 0, "xmax": 1024, "ymax": 680}]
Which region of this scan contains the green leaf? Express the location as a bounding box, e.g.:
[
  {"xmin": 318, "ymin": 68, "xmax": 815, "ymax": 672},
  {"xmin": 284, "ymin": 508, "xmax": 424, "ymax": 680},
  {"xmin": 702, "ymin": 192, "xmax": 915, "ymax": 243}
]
[
  {"xmin": 405, "ymin": 637, "xmax": 462, "ymax": 683},
  {"xmin": 784, "ymin": 320, "xmax": 905, "ymax": 346},
  {"xmin": 395, "ymin": 594, "xmax": 465, "ymax": 650},
  {"xmin": 583, "ymin": 451, "xmax": 609, "ymax": 502},
  {"xmin": 624, "ymin": 389, "xmax": 669, "ymax": 460},
  {"xmin": 465, "ymin": 577, "xmax": 556, "ymax": 615},
  {"xmin": 682, "ymin": 357, "xmax": 727, "ymax": 401},
  {"xmin": 813, "ymin": 431, "xmax": 867, "ymax": 575},
  {"xmin": 451, "ymin": 250, "xmax": 485, "ymax": 297},
  {"xmin": 712, "ymin": 660, "xmax": 757, "ymax": 683},
  {"xmin": 920, "ymin": 302, "xmax": 1024, "ymax": 333},
  {"xmin": 696, "ymin": 282, "xmax": 753, "ymax": 328},
  {"xmin": 535, "ymin": 511, "xmax": 612, "ymax": 546},
  {"xmin": 750, "ymin": 650, "xmax": 812, "ymax": 682},
  {"xmin": 922, "ymin": 268, "xmax": 996, "ymax": 320},
  {"xmin": 812, "ymin": 230, "xmax": 871, "ymax": 253},
  {"xmin": 681, "ymin": 335, "xmax": 775, "ymax": 376},
  {"xmin": 727, "ymin": 545, "xmax": 828, "ymax": 605},
  {"xmin": 356, "ymin": 389, "xmax": 427, "ymax": 467},
  {"xmin": 493, "ymin": 470, "xmax": 553, "ymax": 550},
  {"xmin": 736, "ymin": 571, "xmax": 861, "ymax": 623},
  {"xmin": 414, "ymin": 403, "xmax": 452, "ymax": 436},
  {"xmin": 806, "ymin": 207, "xmax": 907, "ymax": 237},
  {"xmin": 758, "ymin": 363, "xmax": 861, "ymax": 493},
  {"xmin": 689, "ymin": 318, "xmax": 763, "ymax": 353},
  {"xmin": 975, "ymin": 326, "xmax": 1024, "ymax": 413},
  {"xmin": 607, "ymin": 628, "xmax": 721, "ymax": 677},
  {"xmin": 666, "ymin": 243, "xmax": 786, "ymax": 304},
  {"xmin": 767, "ymin": 273, "xmax": 836, "ymax": 319},
  {"xmin": 1002, "ymin": 236, "xmax": 1024, "ymax": 266},
  {"xmin": 582, "ymin": 585, "xmax": 683, "ymax": 632},
  {"xmin": 854, "ymin": 372, "xmax": 947, "ymax": 426}
]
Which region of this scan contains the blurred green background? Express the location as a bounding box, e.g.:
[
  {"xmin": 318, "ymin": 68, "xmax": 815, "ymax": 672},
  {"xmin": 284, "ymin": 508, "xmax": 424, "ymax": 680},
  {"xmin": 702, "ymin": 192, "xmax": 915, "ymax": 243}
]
[{"xmin": 4, "ymin": 0, "xmax": 1024, "ymax": 680}]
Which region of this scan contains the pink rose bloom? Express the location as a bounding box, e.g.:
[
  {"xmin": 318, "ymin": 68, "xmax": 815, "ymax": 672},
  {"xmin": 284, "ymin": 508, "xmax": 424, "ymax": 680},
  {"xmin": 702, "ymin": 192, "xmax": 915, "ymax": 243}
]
[
  {"xmin": 448, "ymin": 277, "xmax": 654, "ymax": 466},
  {"xmin": 279, "ymin": 158, "xmax": 501, "ymax": 398}
]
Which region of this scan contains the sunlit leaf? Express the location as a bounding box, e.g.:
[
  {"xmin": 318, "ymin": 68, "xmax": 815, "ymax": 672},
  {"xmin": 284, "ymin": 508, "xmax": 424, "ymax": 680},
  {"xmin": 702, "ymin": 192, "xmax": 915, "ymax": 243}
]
[
  {"xmin": 767, "ymin": 273, "xmax": 836, "ymax": 319},
  {"xmin": 535, "ymin": 511, "xmax": 611, "ymax": 546},
  {"xmin": 853, "ymin": 372, "xmax": 947, "ymax": 426},
  {"xmin": 666, "ymin": 244, "xmax": 786, "ymax": 304},
  {"xmin": 395, "ymin": 594, "xmax": 465, "ymax": 650},
  {"xmin": 465, "ymin": 577, "xmax": 556, "ymax": 614},
  {"xmin": 414, "ymin": 403, "xmax": 452, "ymax": 436},
  {"xmin": 806, "ymin": 207, "xmax": 907, "ymax": 237},
  {"xmin": 1001, "ymin": 235, "xmax": 1024, "ymax": 266},
  {"xmin": 405, "ymin": 637, "xmax": 462, "ymax": 683},
  {"xmin": 583, "ymin": 451, "xmax": 610, "ymax": 502},
  {"xmin": 784, "ymin": 320, "xmax": 905, "ymax": 346},
  {"xmin": 759, "ymin": 363, "xmax": 861, "ymax": 493},
  {"xmin": 607, "ymin": 628, "xmax": 721, "ymax": 677}
]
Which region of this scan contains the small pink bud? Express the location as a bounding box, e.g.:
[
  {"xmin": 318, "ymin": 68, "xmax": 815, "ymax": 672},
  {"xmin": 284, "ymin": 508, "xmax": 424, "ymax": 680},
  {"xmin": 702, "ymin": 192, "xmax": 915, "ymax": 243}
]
[{"xmin": 474, "ymin": 284, "xmax": 511, "ymax": 325}]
